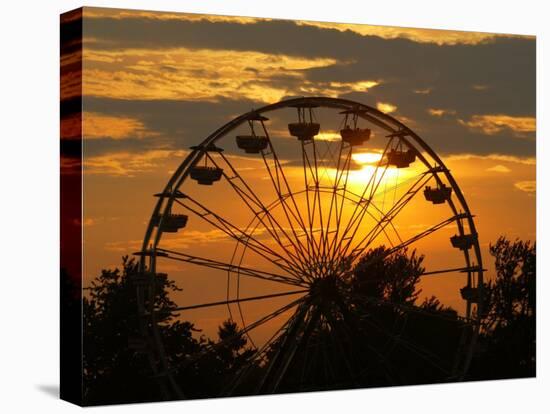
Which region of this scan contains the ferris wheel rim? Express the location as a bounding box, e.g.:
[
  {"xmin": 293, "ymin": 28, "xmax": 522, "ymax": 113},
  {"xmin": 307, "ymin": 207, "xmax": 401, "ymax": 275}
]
[{"xmin": 136, "ymin": 96, "xmax": 484, "ymax": 398}]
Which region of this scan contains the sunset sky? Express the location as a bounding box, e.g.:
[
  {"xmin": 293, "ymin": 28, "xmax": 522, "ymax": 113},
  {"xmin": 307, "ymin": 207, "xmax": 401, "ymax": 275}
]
[{"xmin": 62, "ymin": 7, "xmax": 535, "ymax": 340}]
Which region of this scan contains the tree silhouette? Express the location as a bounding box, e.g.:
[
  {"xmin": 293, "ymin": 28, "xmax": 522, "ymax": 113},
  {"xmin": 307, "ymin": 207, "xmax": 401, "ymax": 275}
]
[
  {"xmin": 80, "ymin": 237, "xmax": 536, "ymax": 403},
  {"xmin": 245, "ymin": 247, "xmax": 465, "ymax": 393},
  {"xmin": 82, "ymin": 256, "xmax": 189, "ymax": 404},
  {"xmin": 469, "ymin": 237, "xmax": 536, "ymax": 379},
  {"xmin": 82, "ymin": 256, "xmax": 251, "ymax": 404},
  {"xmin": 351, "ymin": 246, "xmax": 425, "ymax": 304},
  {"xmin": 60, "ymin": 268, "xmax": 83, "ymax": 402}
]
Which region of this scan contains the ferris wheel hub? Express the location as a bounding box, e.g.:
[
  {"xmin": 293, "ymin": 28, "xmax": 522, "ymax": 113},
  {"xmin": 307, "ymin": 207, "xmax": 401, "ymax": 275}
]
[{"xmin": 309, "ymin": 274, "xmax": 341, "ymax": 300}]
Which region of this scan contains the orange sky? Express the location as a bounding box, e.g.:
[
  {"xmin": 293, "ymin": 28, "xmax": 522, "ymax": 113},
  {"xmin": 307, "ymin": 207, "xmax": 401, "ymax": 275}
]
[{"xmin": 69, "ymin": 7, "xmax": 536, "ymax": 343}]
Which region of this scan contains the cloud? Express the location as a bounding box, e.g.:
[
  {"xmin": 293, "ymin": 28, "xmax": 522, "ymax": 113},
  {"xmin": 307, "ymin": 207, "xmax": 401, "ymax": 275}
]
[
  {"xmin": 159, "ymin": 230, "xmax": 234, "ymax": 250},
  {"xmin": 472, "ymin": 84, "xmax": 489, "ymax": 91},
  {"xmin": 104, "ymin": 239, "xmax": 142, "ymax": 252},
  {"xmin": 459, "ymin": 114, "xmax": 536, "ymax": 137},
  {"xmin": 84, "ymin": 7, "xmax": 526, "ymax": 46},
  {"xmin": 82, "ymin": 47, "xmax": 382, "ymax": 103},
  {"xmin": 428, "ymin": 108, "xmax": 457, "ymax": 117},
  {"xmin": 84, "ymin": 149, "xmax": 188, "ymax": 176},
  {"xmin": 514, "ymin": 180, "xmax": 536, "ymax": 193},
  {"xmin": 83, "ymin": 111, "xmax": 159, "ymax": 139},
  {"xmin": 445, "ymin": 153, "xmax": 535, "ymax": 166},
  {"xmin": 104, "ymin": 227, "xmax": 272, "ymax": 253},
  {"xmin": 85, "ymin": 6, "xmax": 265, "ymax": 24},
  {"xmin": 295, "ymin": 21, "xmax": 527, "ymax": 46},
  {"xmin": 376, "ymin": 102, "xmax": 397, "ymax": 114},
  {"xmin": 486, "ymin": 165, "xmax": 511, "ymax": 173},
  {"xmin": 77, "ymin": 13, "xmax": 535, "ymax": 161},
  {"xmin": 103, "ymin": 229, "xmax": 231, "ymax": 253},
  {"xmin": 414, "ymin": 88, "xmax": 432, "ymax": 94}
]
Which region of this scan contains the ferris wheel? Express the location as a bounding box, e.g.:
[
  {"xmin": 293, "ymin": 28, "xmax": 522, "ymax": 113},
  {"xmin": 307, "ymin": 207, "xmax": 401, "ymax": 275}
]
[{"xmin": 132, "ymin": 96, "xmax": 484, "ymax": 398}]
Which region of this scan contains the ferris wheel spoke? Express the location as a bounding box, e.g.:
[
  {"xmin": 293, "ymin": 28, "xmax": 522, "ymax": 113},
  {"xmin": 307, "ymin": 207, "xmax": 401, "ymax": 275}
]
[
  {"xmin": 316, "ymin": 141, "xmax": 352, "ymax": 262},
  {"xmin": 268, "ymin": 182, "xmax": 403, "ymax": 272},
  {"xmin": 157, "ymin": 249, "xmax": 306, "ymax": 287},
  {"xmin": 222, "ymin": 305, "xmax": 302, "ymax": 396},
  {"xmin": 167, "ymin": 289, "xmax": 308, "ymax": 312},
  {"xmin": 266, "ymin": 305, "xmax": 322, "ymax": 393},
  {"xmin": 306, "ymin": 138, "xmax": 338, "ymax": 273},
  {"xmin": 329, "ymin": 139, "xmax": 394, "ymax": 266},
  {"xmin": 290, "ymin": 305, "xmax": 323, "ymax": 387},
  {"xmin": 340, "ymin": 170, "xmax": 433, "ymax": 265},
  {"xmin": 173, "ymin": 196, "xmax": 306, "ymax": 279},
  {"xmin": 228, "ymin": 150, "xmax": 313, "ymax": 267},
  {"xmin": 387, "ymin": 220, "xmax": 404, "ymax": 246},
  {"xmin": 365, "ymin": 170, "xmax": 431, "ymax": 242},
  {"xmin": 325, "ymin": 147, "xmax": 354, "ymax": 264},
  {"xmin": 369, "ymin": 205, "xmax": 401, "ymax": 248},
  {"xmin": 301, "ymin": 143, "xmax": 315, "ymax": 230},
  {"xmin": 206, "ymin": 151, "xmax": 312, "ymax": 272},
  {"xmin": 260, "ymin": 137, "xmax": 318, "ymax": 269},
  {"xmin": 300, "ymin": 141, "xmax": 324, "ymax": 261},
  {"xmin": 261, "ymin": 122, "xmax": 316, "ymax": 255},
  {"xmin": 329, "ymin": 162, "xmax": 391, "ymax": 265},
  {"xmin": 342, "ymin": 173, "xmax": 429, "ymax": 256},
  {"xmin": 301, "ymin": 141, "xmax": 328, "ymax": 262},
  {"xmin": 321, "ymin": 141, "xmax": 348, "ymax": 264},
  {"xmin": 256, "ymin": 301, "xmax": 312, "ymax": 393},
  {"xmin": 171, "ymin": 295, "xmax": 305, "ymax": 372},
  {"xmin": 334, "ymin": 135, "xmax": 425, "ymax": 261},
  {"xmin": 343, "ymin": 138, "xmax": 394, "ymax": 224},
  {"xmin": 350, "ymin": 213, "xmax": 468, "ymax": 264},
  {"xmin": 347, "ymin": 196, "xmax": 403, "ymax": 249},
  {"xmin": 322, "ymin": 310, "xmax": 361, "ymax": 384},
  {"xmin": 310, "ymin": 136, "xmax": 328, "ymax": 266},
  {"xmin": 366, "ymin": 169, "xmax": 430, "ymax": 244}
]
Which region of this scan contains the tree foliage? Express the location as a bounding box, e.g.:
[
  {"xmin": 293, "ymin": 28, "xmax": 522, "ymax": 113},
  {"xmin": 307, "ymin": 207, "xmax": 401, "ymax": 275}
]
[
  {"xmin": 82, "ymin": 256, "xmax": 251, "ymax": 404},
  {"xmin": 81, "ymin": 237, "xmax": 536, "ymax": 402},
  {"xmin": 351, "ymin": 246, "xmax": 425, "ymax": 304},
  {"xmin": 469, "ymin": 237, "xmax": 536, "ymax": 379}
]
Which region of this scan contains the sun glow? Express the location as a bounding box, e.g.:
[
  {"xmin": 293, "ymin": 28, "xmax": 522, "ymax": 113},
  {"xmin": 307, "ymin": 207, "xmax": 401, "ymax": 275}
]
[
  {"xmin": 352, "ymin": 151, "xmax": 383, "ymax": 164},
  {"xmin": 347, "ymin": 165, "xmax": 403, "ymax": 188},
  {"xmin": 316, "ymin": 151, "xmax": 419, "ymax": 195},
  {"xmin": 315, "ymin": 131, "xmax": 342, "ymax": 141}
]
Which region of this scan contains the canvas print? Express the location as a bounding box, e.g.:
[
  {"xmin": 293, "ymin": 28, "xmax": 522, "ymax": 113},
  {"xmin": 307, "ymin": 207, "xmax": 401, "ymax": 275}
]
[{"xmin": 60, "ymin": 7, "xmax": 536, "ymax": 406}]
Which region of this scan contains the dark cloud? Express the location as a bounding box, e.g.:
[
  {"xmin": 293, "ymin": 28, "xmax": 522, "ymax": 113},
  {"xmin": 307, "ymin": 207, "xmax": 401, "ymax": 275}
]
[
  {"xmin": 83, "ymin": 96, "xmax": 262, "ymax": 151},
  {"xmin": 83, "ymin": 93, "xmax": 535, "ymax": 160},
  {"xmin": 82, "ymin": 15, "xmax": 535, "ymax": 159}
]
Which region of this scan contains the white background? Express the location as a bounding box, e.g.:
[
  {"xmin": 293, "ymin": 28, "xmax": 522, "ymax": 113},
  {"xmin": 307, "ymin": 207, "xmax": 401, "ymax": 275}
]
[{"xmin": 0, "ymin": 0, "xmax": 548, "ymax": 412}]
